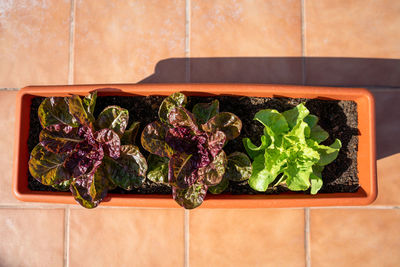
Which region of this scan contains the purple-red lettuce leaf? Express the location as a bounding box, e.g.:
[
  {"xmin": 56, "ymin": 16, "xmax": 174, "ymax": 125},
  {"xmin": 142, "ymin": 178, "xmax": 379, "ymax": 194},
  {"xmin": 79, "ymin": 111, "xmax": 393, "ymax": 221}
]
[
  {"xmin": 52, "ymin": 179, "xmax": 71, "ymax": 191},
  {"xmin": 198, "ymin": 150, "xmax": 227, "ymax": 186},
  {"xmin": 102, "ymin": 145, "xmax": 147, "ymax": 190},
  {"xmin": 121, "ymin": 121, "xmax": 140, "ymax": 145},
  {"xmin": 202, "ymin": 112, "xmax": 242, "ymax": 141},
  {"xmin": 165, "ymin": 127, "xmax": 214, "ymax": 169},
  {"xmin": 82, "ymin": 91, "xmax": 97, "ymax": 116},
  {"xmin": 168, "ymin": 107, "xmax": 201, "ymax": 134},
  {"xmin": 192, "ymin": 100, "xmax": 219, "ymax": 125},
  {"xmin": 67, "ymin": 95, "xmax": 94, "ymax": 127},
  {"xmin": 94, "ymin": 128, "xmax": 121, "ymax": 159},
  {"xmin": 224, "ymin": 152, "xmax": 252, "ymax": 182},
  {"xmin": 147, "ymin": 154, "xmax": 169, "ymax": 184},
  {"xmin": 70, "ymin": 164, "xmax": 110, "ymax": 209},
  {"xmin": 208, "ymin": 175, "xmax": 229, "ymax": 194},
  {"xmin": 28, "ymin": 144, "xmax": 71, "ymax": 186},
  {"xmin": 207, "ymin": 130, "xmax": 226, "ymax": 158},
  {"xmin": 96, "ymin": 106, "xmax": 129, "ymax": 137},
  {"xmin": 141, "ymin": 121, "xmax": 174, "ymax": 158},
  {"xmin": 39, "ymin": 124, "xmax": 82, "ymax": 154},
  {"xmin": 168, "ymin": 153, "xmax": 196, "ymax": 188},
  {"xmin": 38, "ymin": 97, "xmax": 79, "ymax": 128},
  {"xmin": 64, "ymin": 126, "xmax": 104, "ymax": 178},
  {"xmin": 172, "ymin": 182, "xmax": 208, "ymax": 209},
  {"xmin": 158, "ymin": 92, "xmax": 187, "ymax": 124},
  {"xmin": 141, "ymin": 92, "xmax": 243, "ymax": 209}
]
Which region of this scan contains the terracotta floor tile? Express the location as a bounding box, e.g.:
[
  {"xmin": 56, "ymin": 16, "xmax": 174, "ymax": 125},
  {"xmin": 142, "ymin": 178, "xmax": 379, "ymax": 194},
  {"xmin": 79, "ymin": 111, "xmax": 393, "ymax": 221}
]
[
  {"xmin": 372, "ymin": 89, "xmax": 400, "ymax": 159},
  {"xmin": 304, "ymin": 0, "xmax": 400, "ymax": 87},
  {"xmin": 305, "ymin": 0, "xmax": 400, "ymax": 58},
  {"xmin": 374, "ymin": 153, "xmax": 400, "ymax": 206},
  {"xmin": 310, "ymin": 209, "xmax": 400, "ymax": 267},
  {"xmin": 190, "ymin": 0, "xmax": 302, "ymax": 84},
  {"xmin": 0, "ymin": 91, "xmax": 20, "ymax": 204},
  {"xmin": 189, "ymin": 209, "xmax": 305, "ymax": 267},
  {"xmin": 191, "ymin": 0, "xmax": 301, "ymax": 57},
  {"xmin": 74, "ymin": 0, "xmax": 186, "ymax": 84},
  {"xmin": 0, "ymin": 0, "xmax": 70, "ymax": 88},
  {"xmin": 69, "ymin": 208, "xmax": 184, "ymax": 267},
  {"xmin": 0, "ymin": 208, "xmax": 65, "ymax": 267}
]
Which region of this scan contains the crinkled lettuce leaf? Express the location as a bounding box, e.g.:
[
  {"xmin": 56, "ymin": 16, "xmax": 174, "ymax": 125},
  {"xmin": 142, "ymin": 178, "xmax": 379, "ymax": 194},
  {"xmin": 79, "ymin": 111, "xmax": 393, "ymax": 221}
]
[{"xmin": 244, "ymin": 103, "xmax": 341, "ymax": 194}]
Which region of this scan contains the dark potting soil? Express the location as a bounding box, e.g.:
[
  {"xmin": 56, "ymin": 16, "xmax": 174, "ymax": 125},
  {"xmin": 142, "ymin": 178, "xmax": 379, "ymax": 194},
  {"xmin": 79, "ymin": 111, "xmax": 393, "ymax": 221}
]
[{"xmin": 27, "ymin": 94, "xmax": 359, "ymax": 195}]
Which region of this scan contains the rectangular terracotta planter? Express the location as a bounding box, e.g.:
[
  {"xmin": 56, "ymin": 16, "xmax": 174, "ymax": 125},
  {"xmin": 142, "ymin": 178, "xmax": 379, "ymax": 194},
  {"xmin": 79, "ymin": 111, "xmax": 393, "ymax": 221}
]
[{"xmin": 13, "ymin": 84, "xmax": 377, "ymax": 208}]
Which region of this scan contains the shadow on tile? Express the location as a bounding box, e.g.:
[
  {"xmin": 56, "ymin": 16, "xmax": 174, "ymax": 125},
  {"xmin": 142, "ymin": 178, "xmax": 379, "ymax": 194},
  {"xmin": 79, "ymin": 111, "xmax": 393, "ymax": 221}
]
[
  {"xmin": 372, "ymin": 90, "xmax": 400, "ymax": 159},
  {"xmin": 140, "ymin": 57, "xmax": 400, "ymax": 87},
  {"xmin": 139, "ymin": 57, "xmax": 400, "ymax": 159}
]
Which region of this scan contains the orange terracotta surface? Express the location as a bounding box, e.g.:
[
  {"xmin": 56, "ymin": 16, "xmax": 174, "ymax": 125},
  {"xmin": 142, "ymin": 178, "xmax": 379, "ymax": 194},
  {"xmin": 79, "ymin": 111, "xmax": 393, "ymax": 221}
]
[
  {"xmin": 69, "ymin": 208, "xmax": 184, "ymax": 267},
  {"xmin": 0, "ymin": 0, "xmax": 70, "ymax": 88},
  {"xmin": 191, "ymin": 0, "xmax": 301, "ymax": 57},
  {"xmin": 13, "ymin": 84, "xmax": 376, "ymax": 208},
  {"xmin": 0, "ymin": 91, "xmax": 19, "ymax": 204},
  {"xmin": 310, "ymin": 209, "xmax": 400, "ymax": 267},
  {"xmin": 74, "ymin": 0, "xmax": 186, "ymax": 84},
  {"xmin": 374, "ymin": 153, "xmax": 400, "ymax": 205},
  {"xmin": 189, "ymin": 209, "xmax": 305, "ymax": 267},
  {"xmin": 0, "ymin": 208, "xmax": 65, "ymax": 267},
  {"xmin": 305, "ymin": 0, "xmax": 400, "ymax": 58}
]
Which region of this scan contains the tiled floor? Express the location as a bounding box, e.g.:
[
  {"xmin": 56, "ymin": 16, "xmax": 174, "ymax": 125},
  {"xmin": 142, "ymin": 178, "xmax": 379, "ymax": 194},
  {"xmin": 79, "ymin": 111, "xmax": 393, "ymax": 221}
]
[{"xmin": 1, "ymin": 1, "xmax": 399, "ymax": 267}]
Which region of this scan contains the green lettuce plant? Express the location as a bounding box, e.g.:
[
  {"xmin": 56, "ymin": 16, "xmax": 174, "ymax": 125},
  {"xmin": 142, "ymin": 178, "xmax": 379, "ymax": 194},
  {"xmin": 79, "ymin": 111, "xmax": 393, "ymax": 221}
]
[
  {"xmin": 29, "ymin": 91, "xmax": 147, "ymax": 208},
  {"xmin": 243, "ymin": 103, "xmax": 341, "ymax": 194},
  {"xmin": 141, "ymin": 92, "xmax": 251, "ymax": 209}
]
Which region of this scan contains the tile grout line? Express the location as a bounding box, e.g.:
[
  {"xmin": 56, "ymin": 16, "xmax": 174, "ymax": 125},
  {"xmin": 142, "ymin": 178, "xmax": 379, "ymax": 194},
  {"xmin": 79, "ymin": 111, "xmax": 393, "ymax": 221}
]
[
  {"xmin": 301, "ymin": 0, "xmax": 306, "ymax": 85},
  {"xmin": 305, "ymin": 208, "xmax": 311, "ymax": 267},
  {"xmin": 68, "ymin": 0, "xmax": 77, "ymax": 85},
  {"xmin": 64, "ymin": 207, "xmax": 70, "ymax": 267},
  {"xmin": 184, "ymin": 210, "xmax": 190, "ymax": 267},
  {"xmin": 185, "ymin": 0, "xmax": 191, "ymax": 82}
]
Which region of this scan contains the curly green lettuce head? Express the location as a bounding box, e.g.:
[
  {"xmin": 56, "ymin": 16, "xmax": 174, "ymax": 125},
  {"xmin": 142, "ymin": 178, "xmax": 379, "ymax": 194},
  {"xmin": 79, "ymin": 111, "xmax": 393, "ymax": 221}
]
[{"xmin": 243, "ymin": 103, "xmax": 341, "ymax": 194}]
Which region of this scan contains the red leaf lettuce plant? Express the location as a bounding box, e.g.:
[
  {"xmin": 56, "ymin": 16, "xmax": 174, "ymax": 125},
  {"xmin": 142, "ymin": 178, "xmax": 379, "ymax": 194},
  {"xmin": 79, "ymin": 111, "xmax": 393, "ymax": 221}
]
[
  {"xmin": 29, "ymin": 92, "xmax": 147, "ymax": 208},
  {"xmin": 141, "ymin": 93, "xmax": 251, "ymax": 209},
  {"xmin": 243, "ymin": 103, "xmax": 341, "ymax": 194}
]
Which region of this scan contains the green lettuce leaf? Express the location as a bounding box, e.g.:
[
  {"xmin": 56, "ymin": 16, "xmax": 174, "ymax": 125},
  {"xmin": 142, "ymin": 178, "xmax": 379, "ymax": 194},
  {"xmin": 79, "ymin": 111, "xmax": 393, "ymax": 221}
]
[{"xmin": 244, "ymin": 103, "xmax": 342, "ymax": 194}]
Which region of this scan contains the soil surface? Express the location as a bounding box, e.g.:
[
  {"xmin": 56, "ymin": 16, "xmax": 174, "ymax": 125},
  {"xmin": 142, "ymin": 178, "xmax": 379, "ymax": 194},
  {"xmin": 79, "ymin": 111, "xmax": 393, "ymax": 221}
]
[{"xmin": 28, "ymin": 95, "xmax": 359, "ymax": 195}]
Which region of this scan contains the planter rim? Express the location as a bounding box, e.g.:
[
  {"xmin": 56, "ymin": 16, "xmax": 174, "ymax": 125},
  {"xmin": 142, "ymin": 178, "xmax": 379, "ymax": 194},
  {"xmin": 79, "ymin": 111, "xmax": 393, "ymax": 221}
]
[{"xmin": 13, "ymin": 83, "xmax": 377, "ymax": 208}]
